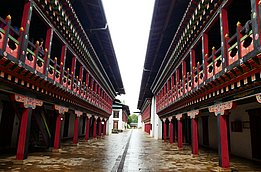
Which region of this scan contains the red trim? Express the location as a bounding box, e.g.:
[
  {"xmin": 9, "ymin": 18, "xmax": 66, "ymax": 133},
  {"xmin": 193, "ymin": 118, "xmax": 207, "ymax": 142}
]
[
  {"xmin": 54, "ymin": 114, "xmax": 62, "ymax": 149},
  {"xmin": 73, "ymin": 116, "xmax": 79, "ymax": 144}
]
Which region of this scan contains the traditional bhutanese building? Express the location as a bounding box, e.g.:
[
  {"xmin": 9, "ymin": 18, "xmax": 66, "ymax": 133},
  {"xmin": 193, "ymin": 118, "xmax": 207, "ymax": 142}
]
[
  {"xmin": 0, "ymin": 0, "xmax": 125, "ymax": 160},
  {"xmin": 108, "ymin": 99, "xmax": 130, "ymax": 134},
  {"xmin": 138, "ymin": 0, "xmax": 261, "ymax": 168}
]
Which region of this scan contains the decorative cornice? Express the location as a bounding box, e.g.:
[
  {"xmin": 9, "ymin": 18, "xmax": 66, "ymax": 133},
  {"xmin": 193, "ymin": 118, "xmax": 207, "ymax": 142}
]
[
  {"xmin": 208, "ymin": 101, "xmax": 234, "ymax": 116},
  {"xmin": 187, "ymin": 110, "xmax": 199, "ymax": 119},
  {"xmin": 15, "ymin": 94, "xmax": 43, "ymax": 109},
  {"xmin": 54, "ymin": 104, "xmax": 69, "ymax": 114}
]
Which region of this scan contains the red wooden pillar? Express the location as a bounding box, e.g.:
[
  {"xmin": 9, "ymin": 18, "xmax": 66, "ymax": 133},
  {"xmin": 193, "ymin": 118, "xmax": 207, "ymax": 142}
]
[
  {"xmin": 54, "ymin": 113, "xmax": 62, "ymax": 149},
  {"xmin": 43, "ymin": 27, "xmax": 53, "ymax": 76},
  {"xmin": 163, "ymin": 119, "xmax": 167, "ymax": 142},
  {"xmin": 218, "ymin": 113, "xmax": 229, "ymax": 168},
  {"xmin": 220, "ymin": 8, "xmax": 229, "ymax": 69},
  {"xmin": 53, "ymin": 105, "xmax": 68, "ymax": 149},
  {"xmin": 73, "ymin": 115, "xmax": 79, "ymax": 144},
  {"xmin": 103, "ymin": 119, "xmax": 107, "ymax": 136},
  {"xmin": 98, "ymin": 118, "xmax": 102, "ymax": 137},
  {"xmin": 169, "ymin": 117, "xmax": 173, "ymax": 144},
  {"xmin": 19, "ymin": 0, "xmax": 33, "ymax": 62},
  {"xmin": 73, "ymin": 110, "xmax": 82, "ymax": 144},
  {"xmin": 85, "ymin": 115, "xmax": 90, "ymax": 141},
  {"xmin": 192, "ymin": 118, "xmax": 198, "ymax": 155},
  {"xmin": 93, "ymin": 116, "xmax": 97, "ymax": 139},
  {"xmin": 190, "ymin": 49, "xmax": 196, "ymax": 89},
  {"xmin": 202, "ymin": 32, "xmax": 208, "ymax": 81},
  {"xmin": 209, "ymin": 101, "xmax": 235, "ymax": 168},
  {"xmin": 173, "ymin": 118, "xmax": 176, "ymax": 143},
  {"xmin": 176, "ymin": 114, "xmax": 183, "ymax": 149},
  {"xmin": 188, "ymin": 110, "xmax": 199, "ymax": 155},
  {"xmin": 16, "ymin": 108, "xmax": 32, "ymax": 160}
]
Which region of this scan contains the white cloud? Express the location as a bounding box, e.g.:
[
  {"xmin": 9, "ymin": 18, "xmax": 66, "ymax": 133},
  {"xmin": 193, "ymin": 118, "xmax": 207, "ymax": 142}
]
[{"xmin": 102, "ymin": 0, "xmax": 154, "ymax": 113}]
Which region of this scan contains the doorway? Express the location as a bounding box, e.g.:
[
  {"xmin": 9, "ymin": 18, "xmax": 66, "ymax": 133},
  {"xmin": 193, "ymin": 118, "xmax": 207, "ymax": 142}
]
[
  {"xmin": 113, "ymin": 121, "xmax": 118, "ymax": 130},
  {"xmin": 248, "ymin": 108, "xmax": 261, "ymax": 160}
]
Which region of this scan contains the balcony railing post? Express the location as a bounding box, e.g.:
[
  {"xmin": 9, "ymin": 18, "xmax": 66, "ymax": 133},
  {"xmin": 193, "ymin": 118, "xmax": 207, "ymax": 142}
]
[
  {"xmin": 220, "ymin": 8, "xmax": 229, "ymax": 70},
  {"xmin": 202, "ymin": 33, "xmax": 209, "ymax": 81},
  {"xmin": 59, "ymin": 45, "xmax": 67, "ymax": 84},
  {"xmin": 43, "ymin": 28, "xmax": 53, "ymax": 77},
  {"xmin": 212, "ymin": 47, "xmax": 216, "ymax": 75},
  {"xmin": 53, "ymin": 57, "xmax": 57, "ymax": 81},
  {"xmin": 250, "ymin": 0, "xmax": 261, "ymax": 48},
  {"xmin": 20, "ymin": 1, "xmax": 33, "ymax": 63},
  {"xmin": 18, "ymin": 27, "xmax": 25, "ymax": 62},
  {"xmin": 33, "ymin": 41, "xmax": 39, "ymax": 70},
  {"xmin": 236, "ymin": 22, "xmax": 243, "ymax": 58},
  {"xmin": 2, "ymin": 15, "xmax": 11, "ymax": 52},
  {"xmin": 197, "ymin": 63, "xmax": 200, "ymax": 86}
]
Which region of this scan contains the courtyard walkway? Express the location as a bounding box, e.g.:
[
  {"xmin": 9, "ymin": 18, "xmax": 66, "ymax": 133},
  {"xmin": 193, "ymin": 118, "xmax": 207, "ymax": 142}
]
[{"xmin": 0, "ymin": 129, "xmax": 260, "ymax": 171}]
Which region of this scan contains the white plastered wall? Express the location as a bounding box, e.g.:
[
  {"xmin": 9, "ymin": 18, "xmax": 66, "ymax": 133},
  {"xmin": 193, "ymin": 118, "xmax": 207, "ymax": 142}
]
[{"xmin": 229, "ymin": 102, "xmax": 261, "ymax": 159}]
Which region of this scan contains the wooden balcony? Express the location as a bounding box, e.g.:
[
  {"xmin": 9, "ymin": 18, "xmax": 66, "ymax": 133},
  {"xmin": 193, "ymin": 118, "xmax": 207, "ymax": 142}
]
[
  {"xmin": 0, "ymin": 15, "xmax": 112, "ymax": 116},
  {"xmin": 156, "ymin": 20, "xmax": 261, "ymax": 114}
]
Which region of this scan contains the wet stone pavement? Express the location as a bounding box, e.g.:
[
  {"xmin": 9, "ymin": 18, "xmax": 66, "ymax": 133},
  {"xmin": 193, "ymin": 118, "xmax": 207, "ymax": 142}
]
[{"xmin": 0, "ymin": 129, "xmax": 261, "ymax": 172}]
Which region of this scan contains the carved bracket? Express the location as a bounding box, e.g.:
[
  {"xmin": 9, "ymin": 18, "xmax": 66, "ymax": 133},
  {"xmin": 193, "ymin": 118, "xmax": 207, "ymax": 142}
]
[
  {"xmin": 15, "ymin": 94, "xmax": 43, "ymax": 109},
  {"xmin": 256, "ymin": 93, "xmax": 261, "ymax": 103},
  {"xmin": 86, "ymin": 114, "xmax": 92, "ymax": 119},
  {"xmin": 208, "ymin": 101, "xmax": 234, "ymax": 116},
  {"xmin": 187, "ymin": 110, "xmax": 199, "ymax": 119},
  {"xmin": 162, "ymin": 118, "xmax": 166, "ymax": 122},
  {"xmin": 176, "ymin": 114, "xmax": 183, "ymax": 121},
  {"xmin": 54, "ymin": 104, "xmax": 68, "ymax": 114},
  {"xmin": 75, "ymin": 110, "xmax": 83, "ymax": 117}
]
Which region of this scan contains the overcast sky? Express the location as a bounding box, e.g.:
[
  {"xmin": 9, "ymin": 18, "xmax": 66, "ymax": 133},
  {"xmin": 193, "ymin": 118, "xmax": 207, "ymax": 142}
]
[{"xmin": 102, "ymin": 0, "xmax": 155, "ymax": 113}]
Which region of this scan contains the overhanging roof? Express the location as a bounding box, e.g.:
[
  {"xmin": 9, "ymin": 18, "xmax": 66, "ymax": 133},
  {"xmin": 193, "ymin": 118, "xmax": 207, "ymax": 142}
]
[
  {"xmin": 71, "ymin": 0, "xmax": 125, "ymax": 95},
  {"xmin": 112, "ymin": 99, "xmax": 130, "ymax": 115},
  {"xmin": 137, "ymin": 0, "xmax": 190, "ymax": 109}
]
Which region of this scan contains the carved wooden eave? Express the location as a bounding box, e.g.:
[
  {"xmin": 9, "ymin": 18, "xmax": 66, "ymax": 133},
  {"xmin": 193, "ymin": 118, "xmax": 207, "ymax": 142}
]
[
  {"xmin": 33, "ymin": 0, "xmax": 117, "ymax": 98},
  {"xmin": 140, "ymin": 98, "xmax": 151, "ymax": 113},
  {"xmin": 152, "ymin": 0, "xmax": 222, "ymax": 94},
  {"xmin": 157, "ymin": 56, "xmax": 261, "ymax": 118}
]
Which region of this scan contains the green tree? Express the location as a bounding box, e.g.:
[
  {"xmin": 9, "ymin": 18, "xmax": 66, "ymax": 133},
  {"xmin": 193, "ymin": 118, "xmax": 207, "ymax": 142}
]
[
  {"xmin": 130, "ymin": 114, "xmax": 138, "ymax": 123},
  {"xmin": 128, "ymin": 115, "xmax": 132, "ymax": 124}
]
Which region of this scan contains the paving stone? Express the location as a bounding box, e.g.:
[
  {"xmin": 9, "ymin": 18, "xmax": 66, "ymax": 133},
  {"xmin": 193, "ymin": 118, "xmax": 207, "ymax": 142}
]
[{"xmin": 0, "ymin": 129, "xmax": 261, "ymax": 171}]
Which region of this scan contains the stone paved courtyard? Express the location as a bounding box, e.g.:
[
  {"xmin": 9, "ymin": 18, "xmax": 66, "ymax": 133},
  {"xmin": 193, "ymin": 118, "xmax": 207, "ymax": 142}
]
[{"xmin": 0, "ymin": 129, "xmax": 260, "ymax": 172}]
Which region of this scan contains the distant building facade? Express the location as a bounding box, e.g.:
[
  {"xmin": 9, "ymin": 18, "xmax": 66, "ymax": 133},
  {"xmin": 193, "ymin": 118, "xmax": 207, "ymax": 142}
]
[{"xmin": 108, "ymin": 99, "xmax": 130, "ymax": 134}]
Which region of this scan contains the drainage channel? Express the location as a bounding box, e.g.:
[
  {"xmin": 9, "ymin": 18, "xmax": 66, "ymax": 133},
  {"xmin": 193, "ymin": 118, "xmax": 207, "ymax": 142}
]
[{"xmin": 111, "ymin": 130, "xmax": 133, "ymax": 172}]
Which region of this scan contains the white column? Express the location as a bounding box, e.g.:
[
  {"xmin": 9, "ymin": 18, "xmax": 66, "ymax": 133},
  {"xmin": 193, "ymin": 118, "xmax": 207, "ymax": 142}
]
[{"xmin": 150, "ymin": 96, "xmax": 156, "ymax": 137}]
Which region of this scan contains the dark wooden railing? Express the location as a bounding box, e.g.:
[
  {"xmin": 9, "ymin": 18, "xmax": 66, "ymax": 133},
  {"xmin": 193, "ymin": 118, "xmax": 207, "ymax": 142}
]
[{"xmin": 0, "ymin": 15, "xmax": 112, "ymax": 114}]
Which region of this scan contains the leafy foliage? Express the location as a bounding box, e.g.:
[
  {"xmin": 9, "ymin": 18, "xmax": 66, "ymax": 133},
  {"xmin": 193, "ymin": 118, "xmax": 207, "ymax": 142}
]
[{"xmin": 128, "ymin": 114, "xmax": 138, "ymax": 124}]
